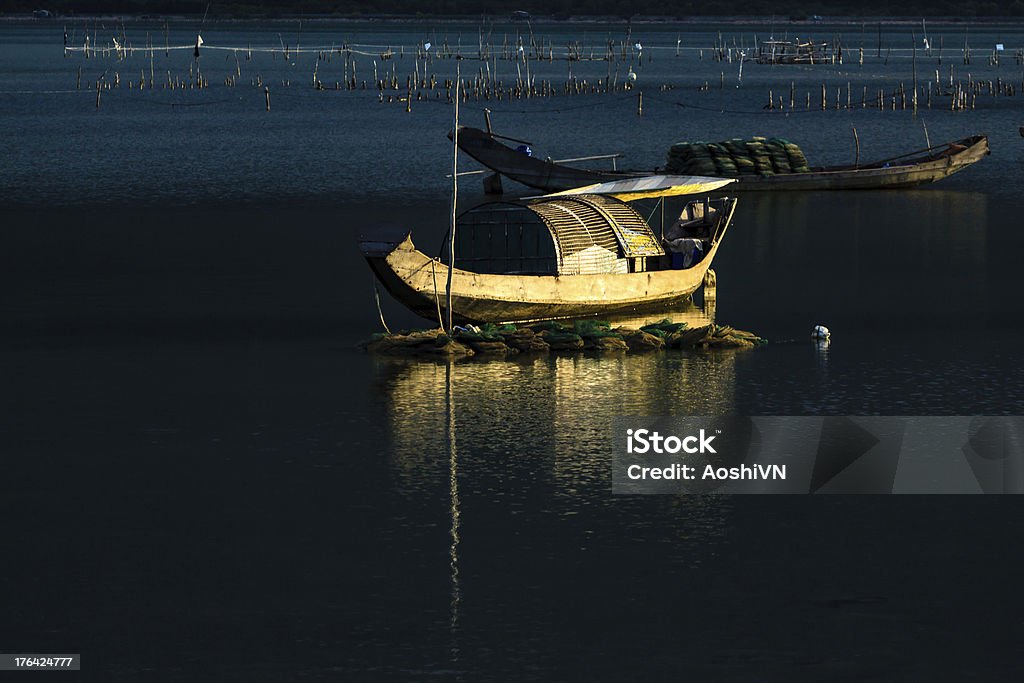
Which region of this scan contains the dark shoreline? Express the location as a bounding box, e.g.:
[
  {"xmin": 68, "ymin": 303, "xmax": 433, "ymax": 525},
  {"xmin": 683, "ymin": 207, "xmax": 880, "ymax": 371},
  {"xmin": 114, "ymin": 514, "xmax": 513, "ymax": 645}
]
[{"xmin": 6, "ymin": 14, "xmax": 1024, "ymax": 26}]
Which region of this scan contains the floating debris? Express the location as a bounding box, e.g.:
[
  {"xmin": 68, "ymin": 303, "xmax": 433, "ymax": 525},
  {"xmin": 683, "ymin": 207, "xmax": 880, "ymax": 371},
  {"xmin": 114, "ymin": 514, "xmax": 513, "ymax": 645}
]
[{"xmin": 362, "ymin": 320, "xmax": 765, "ymax": 359}]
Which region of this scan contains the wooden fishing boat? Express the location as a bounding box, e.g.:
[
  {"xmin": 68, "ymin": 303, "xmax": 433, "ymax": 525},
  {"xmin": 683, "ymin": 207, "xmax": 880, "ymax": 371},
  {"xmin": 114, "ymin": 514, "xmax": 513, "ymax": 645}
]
[
  {"xmin": 455, "ymin": 125, "xmax": 644, "ymax": 191},
  {"xmin": 454, "ymin": 126, "xmax": 989, "ymax": 193},
  {"xmin": 361, "ymin": 176, "xmax": 737, "ymax": 324},
  {"xmin": 725, "ymin": 134, "xmax": 989, "ymax": 190}
]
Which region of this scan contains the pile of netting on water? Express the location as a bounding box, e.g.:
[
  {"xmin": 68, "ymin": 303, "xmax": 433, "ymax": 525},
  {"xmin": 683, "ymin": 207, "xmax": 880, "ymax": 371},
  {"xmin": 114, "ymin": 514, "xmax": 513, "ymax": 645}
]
[
  {"xmin": 665, "ymin": 137, "xmax": 812, "ymax": 177},
  {"xmin": 362, "ymin": 319, "xmax": 766, "ymax": 358}
]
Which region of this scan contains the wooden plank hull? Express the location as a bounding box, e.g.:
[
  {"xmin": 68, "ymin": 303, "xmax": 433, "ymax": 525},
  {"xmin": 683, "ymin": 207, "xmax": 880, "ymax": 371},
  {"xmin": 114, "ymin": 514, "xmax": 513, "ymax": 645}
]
[
  {"xmin": 733, "ymin": 135, "xmax": 990, "ymax": 191},
  {"xmin": 363, "ymin": 234, "xmax": 720, "ymax": 325},
  {"xmin": 456, "ymin": 127, "xmax": 989, "ymax": 193}
]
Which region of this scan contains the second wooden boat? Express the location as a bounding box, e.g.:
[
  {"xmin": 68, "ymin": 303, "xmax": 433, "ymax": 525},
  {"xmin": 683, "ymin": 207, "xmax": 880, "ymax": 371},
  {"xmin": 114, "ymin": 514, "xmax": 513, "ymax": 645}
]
[{"xmin": 455, "ymin": 126, "xmax": 989, "ymax": 193}]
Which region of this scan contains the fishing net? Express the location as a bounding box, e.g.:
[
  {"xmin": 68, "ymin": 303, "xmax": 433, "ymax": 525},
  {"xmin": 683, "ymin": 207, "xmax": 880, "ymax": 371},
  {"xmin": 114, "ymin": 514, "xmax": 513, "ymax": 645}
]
[
  {"xmin": 573, "ymin": 320, "xmax": 621, "ymax": 339},
  {"xmin": 454, "ymin": 325, "xmax": 504, "ymax": 343},
  {"xmin": 539, "ymin": 330, "xmax": 585, "ymax": 350},
  {"xmin": 640, "ymin": 319, "xmax": 690, "ymax": 338},
  {"xmin": 363, "ymin": 321, "xmax": 765, "ymax": 356},
  {"xmin": 530, "ymin": 321, "xmax": 569, "ymax": 333}
]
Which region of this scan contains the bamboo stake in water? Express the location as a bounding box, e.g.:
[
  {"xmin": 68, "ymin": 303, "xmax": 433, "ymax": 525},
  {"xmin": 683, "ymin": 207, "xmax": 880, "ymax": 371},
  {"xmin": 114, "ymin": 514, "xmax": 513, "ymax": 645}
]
[{"xmin": 912, "ymin": 33, "xmax": 919, "ymax": 115}]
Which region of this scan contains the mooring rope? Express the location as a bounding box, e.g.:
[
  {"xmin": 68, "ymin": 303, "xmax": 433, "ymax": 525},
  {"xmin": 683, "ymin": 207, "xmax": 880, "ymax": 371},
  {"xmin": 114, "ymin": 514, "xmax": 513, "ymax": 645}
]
[{"xmin": 372, "ymin": 278, "xmax": 391, "ymax": 335}]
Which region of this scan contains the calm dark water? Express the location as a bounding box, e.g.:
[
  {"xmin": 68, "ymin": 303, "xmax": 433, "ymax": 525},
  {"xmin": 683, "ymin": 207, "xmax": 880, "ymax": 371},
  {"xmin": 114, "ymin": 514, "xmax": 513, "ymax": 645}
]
[{"xmin": 2, "ymin": 18, "xmax": 1024, "ymax": 680}]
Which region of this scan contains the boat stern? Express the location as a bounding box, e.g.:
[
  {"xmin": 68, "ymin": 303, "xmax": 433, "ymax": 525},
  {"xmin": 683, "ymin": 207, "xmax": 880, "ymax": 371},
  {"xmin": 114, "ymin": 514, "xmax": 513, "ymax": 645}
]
[
  {"xmin": 359, "ymin": 227, "xmax": 414, "ymax": 259},
  {"xmin": 360, "ymin": 229, "xmax": 449, "ymax": 322}
]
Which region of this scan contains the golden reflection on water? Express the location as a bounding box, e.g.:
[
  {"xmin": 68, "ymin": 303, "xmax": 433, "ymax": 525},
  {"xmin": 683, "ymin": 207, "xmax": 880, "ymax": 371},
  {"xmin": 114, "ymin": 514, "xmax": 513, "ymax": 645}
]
[
  {"xmin": 444, "ymin": 362, "xmax": 460, "ymax": 663},
  {"xmin": 373, "ymin": 298, "xmax": 745, "ymax": 652},
  {"xmin": 375, "ymin": 299, "xmax": 745, "ymax": 492}
]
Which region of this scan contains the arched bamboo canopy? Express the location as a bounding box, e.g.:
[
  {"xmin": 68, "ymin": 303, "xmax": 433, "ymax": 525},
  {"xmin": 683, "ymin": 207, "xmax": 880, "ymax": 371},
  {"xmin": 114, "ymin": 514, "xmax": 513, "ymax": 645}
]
[{"xmin": 454, "ymin": 194, "xmax": 663, "ymax": 276}]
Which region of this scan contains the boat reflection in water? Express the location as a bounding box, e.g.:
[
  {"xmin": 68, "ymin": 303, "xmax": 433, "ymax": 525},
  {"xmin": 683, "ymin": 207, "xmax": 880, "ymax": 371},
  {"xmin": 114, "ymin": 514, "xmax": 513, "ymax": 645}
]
[
  {"xmin": 374, "ymin": 296, "xmax": 737, "ymax": 493},
  {"xmin": 374, "ymin": 297, "xmax": 743, "ymax": 487},
  {"xmin": 370, "ymin": 295, "xmax": 752, "ymax": 659},
  {"xmin": 373, "ymin": 336, "xmax": 740, "ymax": 653}
]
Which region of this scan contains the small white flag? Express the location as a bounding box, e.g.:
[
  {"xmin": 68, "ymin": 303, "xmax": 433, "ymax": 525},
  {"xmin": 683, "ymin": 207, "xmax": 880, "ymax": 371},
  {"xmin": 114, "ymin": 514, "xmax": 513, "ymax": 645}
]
[{"xmin": 196, "ymin": 34, "xmax": 204, "ymax": 47}]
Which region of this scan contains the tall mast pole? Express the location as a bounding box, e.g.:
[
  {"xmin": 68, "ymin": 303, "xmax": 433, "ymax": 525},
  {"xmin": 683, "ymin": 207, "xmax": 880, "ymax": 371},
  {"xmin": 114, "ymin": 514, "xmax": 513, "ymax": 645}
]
[{"xmin": 445, "ymin": 60, "xmax": 460, "ymax": 332}]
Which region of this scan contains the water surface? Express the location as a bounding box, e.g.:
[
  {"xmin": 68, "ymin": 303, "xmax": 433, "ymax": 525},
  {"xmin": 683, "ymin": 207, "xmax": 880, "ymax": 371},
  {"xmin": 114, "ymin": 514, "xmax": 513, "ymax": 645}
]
[{"xmin": 2, "ymin": 18, "xmax": 1024, "ymax": 680}]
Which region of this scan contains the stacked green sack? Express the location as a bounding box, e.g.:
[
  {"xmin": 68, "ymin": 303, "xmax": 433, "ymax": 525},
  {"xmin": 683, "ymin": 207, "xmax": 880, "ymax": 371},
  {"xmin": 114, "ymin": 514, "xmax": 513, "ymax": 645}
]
[
  {"xmin": 666, "ymin": 142, "xmax": 716, "ymax": 176},
  {"xmin": 776, "ymin": 138, "xmax": 812, "ymax": 173},
  {"xmin": 665, "ymin": 136, "xmax": 811, "ymax": 177}
]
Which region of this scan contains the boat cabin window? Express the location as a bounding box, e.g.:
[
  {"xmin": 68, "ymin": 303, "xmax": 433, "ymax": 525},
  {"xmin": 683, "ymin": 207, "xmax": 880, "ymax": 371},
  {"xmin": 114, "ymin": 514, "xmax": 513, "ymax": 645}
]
[{"xmin": 446, "ymin": 205, "xmax": 558, "ymax": 275}]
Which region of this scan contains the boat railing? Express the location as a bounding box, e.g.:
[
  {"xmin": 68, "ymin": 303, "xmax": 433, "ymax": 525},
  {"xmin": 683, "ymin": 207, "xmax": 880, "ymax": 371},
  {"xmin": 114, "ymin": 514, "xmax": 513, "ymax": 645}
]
[
  {"xmin": 547, "ymin": 153, "xmax": 623, "ymax": 172},
  {"xmin": 450, "ymin": 153, "xmax": 623, "ymax": 178},
  {"xmin": 858, "ymin": 138, "xmax": 972, "ymax": 169}
]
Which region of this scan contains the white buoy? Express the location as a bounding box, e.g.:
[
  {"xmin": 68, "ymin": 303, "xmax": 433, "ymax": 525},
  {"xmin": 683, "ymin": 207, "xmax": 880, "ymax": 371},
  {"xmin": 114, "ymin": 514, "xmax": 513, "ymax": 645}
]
[
  {"xmin": 812, "ymin": 325, "xmax": 831, "ymax": 340},
  {"xmin": 626, "ymin": 69, "xmax": 637, "ymax": 83}
]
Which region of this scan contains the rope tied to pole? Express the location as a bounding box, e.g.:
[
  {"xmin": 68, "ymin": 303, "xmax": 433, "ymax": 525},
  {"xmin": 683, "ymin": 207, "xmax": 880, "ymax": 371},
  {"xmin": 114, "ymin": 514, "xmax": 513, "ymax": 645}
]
[{"xmin": 372, "ymin": 277, "xmax": 391, "ymax": 335}]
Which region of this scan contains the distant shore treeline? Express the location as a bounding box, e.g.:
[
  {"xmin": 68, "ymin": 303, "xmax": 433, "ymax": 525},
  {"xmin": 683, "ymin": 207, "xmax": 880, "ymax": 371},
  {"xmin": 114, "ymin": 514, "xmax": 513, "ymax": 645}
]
[{"xmin": 4, "ymin": 0, "xmax": 1024, "ymax": 18}]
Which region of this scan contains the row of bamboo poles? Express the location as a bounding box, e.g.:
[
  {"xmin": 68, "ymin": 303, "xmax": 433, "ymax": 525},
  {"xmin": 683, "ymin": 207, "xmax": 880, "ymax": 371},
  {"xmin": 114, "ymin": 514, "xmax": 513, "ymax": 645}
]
[
  {"xmin": 66, "ymin": 25, "xmax": 1024, "ymax": 113},
  {"xmin": 65, "ymin": 18, "xmax": 1024, "ymax": 68},
  {"xmin": 80, "ymin": 57, "xmax": 1024, "ymax": 115},
  {"xmin": 761, "ymin": 66, "xmax": 1022, "ymax": 114},
  {"xmin": 70, "ymin": 40, "xmax": 1024, "ymax": 68}
]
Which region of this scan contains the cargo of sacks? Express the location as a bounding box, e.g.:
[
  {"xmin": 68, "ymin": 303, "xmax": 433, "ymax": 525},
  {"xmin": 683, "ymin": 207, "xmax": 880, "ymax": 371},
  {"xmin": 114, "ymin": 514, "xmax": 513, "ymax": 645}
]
[{"xmin": 665, "ymin": 137, "xmax": 812, "ymax": 177}]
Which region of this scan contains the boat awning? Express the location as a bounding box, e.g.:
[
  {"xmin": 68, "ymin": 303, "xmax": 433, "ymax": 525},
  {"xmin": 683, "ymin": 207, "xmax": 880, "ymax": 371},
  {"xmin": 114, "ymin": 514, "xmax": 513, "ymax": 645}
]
[
  {"xmin": 456, "ymin": 194, "xmax": 665, "ymax": 274},
  {"xmin": 525, "ymin": 194, "xmax": 664, "ymax": 259},
  {"xmin": 535, "ymin": 174, "xmax": 736, "ymax": 201}
]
